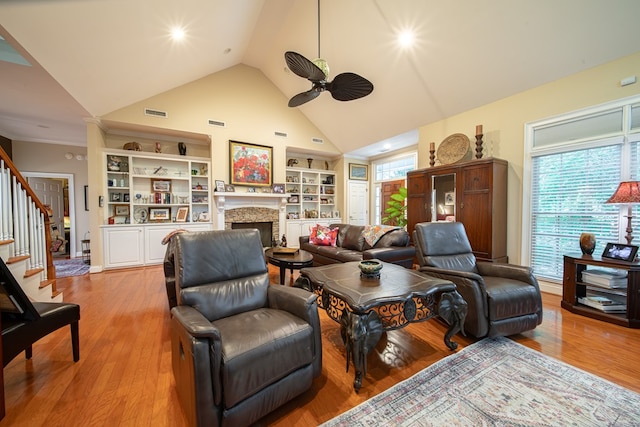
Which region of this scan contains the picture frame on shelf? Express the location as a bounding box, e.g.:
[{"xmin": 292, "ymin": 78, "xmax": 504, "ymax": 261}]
[
  {"xmin": 123, "ymin": 193, "xmax": 130, "ymax": 203},
  {"xmin": 152, "ymin": 179, "xmax": 171, "ymax": 193},
  {"xmin": 110, "ymin": 192, "xmax": 121, "ymax": 202},
  {"xmin": 272, "ymin": 183, "xmax": 285, "ymax": 194},
  {"xmin": 198, "ymin": 212, "xmax": 210, "ymax": 222},
  {"xmin": 176, "ymin": 207, "xmax": 189, "ymax": 223},
  {"xmin": 602, "ymin": 243, "xmax": 638, "ymax": 262},
  {"xmin": 225, "ymin": 184, "xmax": 235, "ymax": 192},
  {"xmin": 349, "ymin": 163, "xmax": 368, "ymax": 181},
  {"xmin": 114, "ymin": 205, "xmax": 129, "ymax": 216},
  {"xmin": 149, "ymin": 207, "xmax": 170, "ymax": 222},
  {"xmin": 229, "ymin": 140, "xmax": 273, "ymax": 187},
  {"xmin": 215, "ymin": 180, "xmax": 226, "ymax": 192}
]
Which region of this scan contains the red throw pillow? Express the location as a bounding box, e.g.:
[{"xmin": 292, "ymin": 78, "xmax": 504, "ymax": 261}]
[{"xmin": 311, "ymin": 224, "xmax": 338, "ymax": 246}]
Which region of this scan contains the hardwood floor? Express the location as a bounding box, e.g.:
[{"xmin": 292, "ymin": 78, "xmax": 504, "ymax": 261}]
[{"xmin": 1, "ymin": 265, "xmax": 639, "ymax": 427}]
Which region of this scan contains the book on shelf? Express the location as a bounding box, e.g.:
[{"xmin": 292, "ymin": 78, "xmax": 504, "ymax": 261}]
[
  {"xmin": 581, "ymin": 269, "xmax": 627, "ymax": 289},
  {"xmin": 578, "ymin": 292, "xmax": 626, "ymax": 313},
  {"xmin": 586, "ymin": 285, "xmax": 627, "ymax": 298}
]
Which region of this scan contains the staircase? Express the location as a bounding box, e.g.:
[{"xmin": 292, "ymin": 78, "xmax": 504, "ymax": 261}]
[{"xmin": 0, "ymin": 146, "xmax": 62, "ymax": 302}]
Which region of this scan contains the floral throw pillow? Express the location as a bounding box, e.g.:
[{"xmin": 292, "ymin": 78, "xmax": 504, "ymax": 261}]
[{"xmin": 310, "ymin": 224, "xmax": 338, "ymax": 246}]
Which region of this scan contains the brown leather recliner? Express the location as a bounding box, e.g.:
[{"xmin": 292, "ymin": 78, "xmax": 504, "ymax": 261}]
[
  {"xmin": 413, "ymin": 222, "xmax": 542, "ymax": 338},
  {"xmin": 169, "ymin": 229, "xmax": 322, "ymax": 427}
]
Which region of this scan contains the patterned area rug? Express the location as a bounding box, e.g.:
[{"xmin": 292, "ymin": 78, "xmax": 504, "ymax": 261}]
[
  {"xmin": 54, "ymin": 258, "xmax": 90, "ymax": 278},
  {"xmin": 322, "ymin": 337, "xmax": 640, "ymax": 426}
]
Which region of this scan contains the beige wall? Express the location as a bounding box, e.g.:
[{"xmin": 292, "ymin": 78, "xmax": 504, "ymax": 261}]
[
  {"xmin": 102, "ymin": 64, "xmax": 342, "ymax": 185},
  {"xmin": 12, "ymin": 141, "xmax": 90, "ymax": 255},
  {"xmin": 418, "ymin": 52, "xmax": 640, "ymax": 264}
]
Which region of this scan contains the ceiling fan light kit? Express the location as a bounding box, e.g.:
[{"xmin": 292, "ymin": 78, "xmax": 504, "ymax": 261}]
[{"xmin": 284, "ymin": 0, "xmax": 373, "ymax": 107}]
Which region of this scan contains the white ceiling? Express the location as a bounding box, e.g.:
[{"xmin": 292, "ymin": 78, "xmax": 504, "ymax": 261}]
[{"xmin": 1, "ymin": 0, "xmax": 639, "ymax": 158}]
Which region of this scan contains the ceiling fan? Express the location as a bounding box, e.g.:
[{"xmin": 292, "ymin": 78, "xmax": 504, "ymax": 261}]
[{"xmin": 284, "ymin": 0, "xmax": 374, "ymax": 108}]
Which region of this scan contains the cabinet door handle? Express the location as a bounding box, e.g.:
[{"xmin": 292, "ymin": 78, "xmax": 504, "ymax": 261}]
[{"xmin": 460, "ymin": 203, "xmax": 464, "ymax": 209}]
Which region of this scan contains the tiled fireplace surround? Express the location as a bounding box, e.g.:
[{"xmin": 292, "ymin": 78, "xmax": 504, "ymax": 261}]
[{"xmin": 213, "ymin": 193, "xmax": 287, "ymax": 245}]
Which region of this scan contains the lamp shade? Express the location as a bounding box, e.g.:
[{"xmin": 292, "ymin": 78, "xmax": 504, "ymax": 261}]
[{"xmin": 605, "ymin": 181, "xmax": 640, "ymax": 204}]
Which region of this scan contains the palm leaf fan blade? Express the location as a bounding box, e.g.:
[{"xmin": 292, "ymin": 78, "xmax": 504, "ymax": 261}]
[
  {"xmin": 288, "ymin": 90, "xmax": 322, "ymax": 107},
  {"xmin": 328, "ymin": 72, "xmax": 374, "ymax": 101},
  {"xmin": 285, "ymin": 51, "xmax": 326, "ymax": 82}
]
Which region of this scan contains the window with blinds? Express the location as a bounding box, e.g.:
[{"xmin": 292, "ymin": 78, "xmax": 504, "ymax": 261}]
[
  {"xmin": 530, "ymin": 145, "xmax": 621, "ymax": 280},
  {"xmin": 526, "ymin": 97, "xmax": 640, "ymax": 282}
]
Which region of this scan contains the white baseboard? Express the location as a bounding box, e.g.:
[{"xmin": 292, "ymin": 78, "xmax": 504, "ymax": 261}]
[{"xmin": 539, "ymin": 279, "xmax": 562, "ymax": 296}]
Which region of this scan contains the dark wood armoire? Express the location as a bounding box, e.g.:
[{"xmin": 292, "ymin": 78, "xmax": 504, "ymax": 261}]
[{"xmin": 407, "ymin": 157, "xmax": 508, "ymax": 262}]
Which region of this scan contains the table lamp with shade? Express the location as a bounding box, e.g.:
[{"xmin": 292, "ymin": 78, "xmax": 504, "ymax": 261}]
[{"xmin": 605, "ymin": 181, "xmax": 640, "ymax": 244}]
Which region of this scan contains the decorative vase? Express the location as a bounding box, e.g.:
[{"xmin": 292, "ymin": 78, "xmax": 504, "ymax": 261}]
[
  {"xmin": 307, "ymin": 158, "xmax": 313, "ymax": 168},
  {"xmin": 178, "ymin": 142, "xmax": 187, "ymax": 156},
  {"xmin": 579, "ymin": 233, "xmax": 596, "ymax": 255}
]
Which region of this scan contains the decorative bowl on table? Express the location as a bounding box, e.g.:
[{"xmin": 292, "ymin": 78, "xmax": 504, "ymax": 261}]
[{"xmin": 359, "ymin": 260, "xmax": 383, "ymax": 279}]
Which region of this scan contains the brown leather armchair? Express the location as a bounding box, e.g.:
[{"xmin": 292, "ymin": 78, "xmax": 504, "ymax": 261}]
[
  {"xmin": 169, "ymin": 229, "xmax": 322, "ymax": 427},
  {"xmin": 413, "ymin": 222, "xmax": 542, "ymax": 338}
]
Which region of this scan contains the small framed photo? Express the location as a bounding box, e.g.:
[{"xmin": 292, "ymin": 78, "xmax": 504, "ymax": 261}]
[
  {"xmin": 110, "ymin": 192, "xmax": 121, "ymax": 202},
  {"xmin": 152, "ymin": 179, "xmax": 171, "ymax": 193},
  {"xmin": 272, "ymin": 183, "xmax": 285, "ymax": 194},
  {"xmin": 602, "ymin": 243, "xmax": 638, "ymax": 262},
  {"xmin": 114, "ymin": 205, "xmax": 129, "ymax": 216},
  {"xmin": 176, "ymin": 207, "xmax": 189, "ymax": 223},
  {"xmin": 349, "ymin": 163, "xmax": 368, "ymax": 181},
  {"xmin": 123, "ymin": 193, "xmax": 130, "ymax": 203},
  {"xmin": 444, "ymin": 192, "xmax": 455, "ymax": 205},
  {"xmin": 149, "ymin": 207, "xmax": 170, "ymax": 222},
  {"xmin": 215, "ymin": 180, "xmax": 226, "ymax": 192},
  {"xmin": 198, "ymin": 212, "xmax": 210, "ymax": 222},
  {"xmin": 225, "ymin": 184, "xmax": 235, "ymax": 192}
]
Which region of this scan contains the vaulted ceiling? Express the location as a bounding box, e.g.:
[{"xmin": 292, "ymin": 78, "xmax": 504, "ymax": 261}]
[{"xmin": 1, "ymin": 0, "xmax": 639, "ymax": 158}]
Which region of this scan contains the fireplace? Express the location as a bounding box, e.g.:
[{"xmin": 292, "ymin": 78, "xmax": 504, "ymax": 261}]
[
  {"xmin": 213, "ymin": 193, "xmax": 288, "ymax": 246},
  {"xmin": 224, "ymin": 207, "xmax": 280, "ymax": 247},
  {"xmin": 231, "ymin": 221, "xmax": 273, "ymax": 247}
]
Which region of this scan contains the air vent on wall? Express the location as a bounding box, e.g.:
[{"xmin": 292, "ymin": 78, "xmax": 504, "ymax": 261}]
[
  {"xmin": 312, "ymin": 137, "xmax": 324, "ymax": 144},
  {"xmin": 144, "ymin": 108, "xmax": 168, "ymax": 118},
  {"xmin": 275, "ymin": 131, "xmax": 288, "ymax": 138},
  {"xmin": 208, "ymin": 119, "xmax": 226, "ymax": 127}
]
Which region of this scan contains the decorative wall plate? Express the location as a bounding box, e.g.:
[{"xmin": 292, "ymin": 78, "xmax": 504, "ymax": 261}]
[
  {"xmin": 134, "ymin": 207, "xmax": 148, "ymax": 224},
  {"xmin": 437, "ymin": 133, "xmax": 471, "ymax": 165}
]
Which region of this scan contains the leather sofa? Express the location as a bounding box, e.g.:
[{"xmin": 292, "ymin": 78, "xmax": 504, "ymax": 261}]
[
  {"xmin": 169, "ymin": 229, "xmax": 322, "ymax": 427},
  {"xmin": 299, "ymin": 223, "xmax": 415, "ymax": 268},
  {"xmin": 413, "ymin": 221, "xmax": 543, "ymax": 338}
]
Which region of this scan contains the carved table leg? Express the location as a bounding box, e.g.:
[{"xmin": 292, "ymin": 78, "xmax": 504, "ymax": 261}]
[
  {"xmin": 340, "ymin": 310, "xmax": 383, "ymax": 393},
  {"xmin": 438, "ymin": 290, "xmax": 468, "ymax": 350}
]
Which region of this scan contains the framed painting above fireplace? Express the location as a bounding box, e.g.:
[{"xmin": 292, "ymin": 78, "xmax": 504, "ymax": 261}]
[{"xmin": 229, "ymin": 140, "xmax": 272, "ymax": 187}]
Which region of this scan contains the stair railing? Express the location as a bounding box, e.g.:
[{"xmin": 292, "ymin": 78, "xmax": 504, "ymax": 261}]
[{"xmin": 0, "ymin": 146, "xmax": 56, "ymax": 291}]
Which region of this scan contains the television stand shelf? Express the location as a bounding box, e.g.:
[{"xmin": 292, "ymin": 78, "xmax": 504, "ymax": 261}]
[{"xmin": 562, "ymin": 253, "xmax": 640, "ymax": 328}]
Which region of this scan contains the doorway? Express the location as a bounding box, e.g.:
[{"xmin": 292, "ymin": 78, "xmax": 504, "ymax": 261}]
[
  {"xmin": 348, "ymin": 181, "xmax": 368, "ymax": 225},
  {"xmin": 24, "ymin": 172, "xmax": 76, "ymax": 258}
]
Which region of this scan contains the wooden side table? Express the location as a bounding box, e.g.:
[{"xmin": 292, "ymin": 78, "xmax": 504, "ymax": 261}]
[{"xmin": 562, "ymin": 253, "xmax": 640, "ymax": 328}]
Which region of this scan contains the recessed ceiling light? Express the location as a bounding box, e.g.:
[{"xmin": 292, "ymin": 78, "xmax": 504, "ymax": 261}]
[
  {"xmin": 398, "ymin": 30, "xmax": 415, "ymax": 48},
  {"xmin": 170, "ymin": 27, "xmax": 185, "ymax": 41}
]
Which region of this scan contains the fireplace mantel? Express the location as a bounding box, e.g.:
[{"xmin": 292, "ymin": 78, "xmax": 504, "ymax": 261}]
[{"xmin": 212, "ymin": 192, "xmax": 288, "ymax": 232}]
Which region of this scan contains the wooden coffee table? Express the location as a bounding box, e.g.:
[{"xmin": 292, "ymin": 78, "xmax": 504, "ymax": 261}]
[
  {"xmin": 296, "ymin": 261, "xmax": 467, "ymax": 392},
  {"xmin": 264, "ymin": 248, "xmax": 314, "ymax": 285}
]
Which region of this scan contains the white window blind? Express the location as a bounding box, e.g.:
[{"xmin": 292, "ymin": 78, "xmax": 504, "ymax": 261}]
[{"xmin": 530, "ymin": 144, "xmax": 621, "ymax": 281}]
